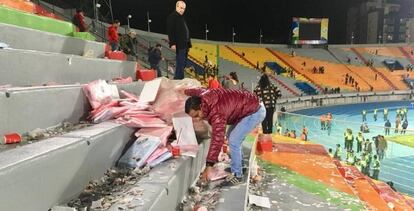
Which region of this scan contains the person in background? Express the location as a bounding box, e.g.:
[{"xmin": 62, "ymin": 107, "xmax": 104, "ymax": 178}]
[
  {"xmin": 254, "ymin": 74, "xmax": 280, "ymax": 134},
  {"xmin": 328, "ymin": 148, "xmax": 334, "ymax": 158},
  {"xmin": 184, "ymin": 88, "xmax": 265, "ymax": 186},
  {"xmin": 401, "ymin": 119, "xmax": 408, "ymax": 134},
  {"xmin": 223, "ymin": 72, "xmax": 241, "ymax": 89},
  {"xmin": 383, "ymin": 108, "xmax": 388, "ymax": 121},
  {"xmin": 72, "ymin": 9, "xmax": 87, "ymax": 32},
  {"xmin": 384, "ymin": 120, "xmax": 391, "ymax": 135},
  {"xmin": 301, "ymin": 126, "xmax": 308, "ymax": 141},
  {"xmin": 207, "ymin": 74, "xmax": 221, "ymax": 89},
  {"xmin": 395, "ymin": 116, "xmax": 401, "ymax": 133},
  {"xmin": 148, "ymin": 44, "xmax": 163, "ymax": 77},
  {"xmin": 167, "ymin": 1, "xmax": 192, "ymax": 79},
  {"xmin": 344, "ymin": 128, "xmax": 354, "ymax": 151},
  {"xmin": 373, "ymin": 108, "xmax": 377, "ymax": 121},
  {"xmin": 276, "ymin": 123, "xmax": 282, "ymax": 135},
  {"xmin": 120, "ymin": 30, "xmax": 138, "ymax": 61},
  {"xmin": 334, "ymin": 144, "xmax": 343, "ymax": 160},
  {"xmin": 362, "ymin": 109, "xmax": 367, "ymax": 122},
  {"xmin": 356, "ymin": 132, "xmax": 364, "ymax": 153},
  {"xmin": 377, "ymin": 135, "xmax": 387, "ymax": 160},
  {"xmin": 107, "ymin": 20, "xmax": 120, "ymax": 51},
  {"xmin": 372, "ymin": 155, "xmax": 380, "ymax": 180}
]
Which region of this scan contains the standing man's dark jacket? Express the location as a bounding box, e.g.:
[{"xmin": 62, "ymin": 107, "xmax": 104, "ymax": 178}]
[{"xmin": 167, "ymin": 11, "xmax": 192, "ymax": 50}]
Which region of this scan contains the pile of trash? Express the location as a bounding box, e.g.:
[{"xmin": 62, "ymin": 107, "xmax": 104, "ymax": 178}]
[
  {"xmin": 179, "ymin": 151, "xmax": 231, "ymax": 211},
  {"xmin": 67, "ymin": 166, "xmax": 151, "ymax": 210},
  {"xmin": 0, "ymin": 122, "xmax": 91, "ymax": 151},
  {"xmin": 25, "ymin": 121, "xmax": 91, "ymax": 141},
  {"xmin": 82, "ymin": 78, "xmax": 206, "ymax": 166},
  {"xmin": 61, "ymin": 78, "xmax": 212, "ymax": 210}
]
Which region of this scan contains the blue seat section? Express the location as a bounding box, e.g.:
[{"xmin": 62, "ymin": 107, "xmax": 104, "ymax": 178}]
[
  {"xmin": 186, "ymin": 59, "xmax": 205, "ymax": 75},
  {"xmin": 383, "ymin": 59, "xmax": 404, "ymax": 71},
  {"xmin": 264, "ymin": 62, "xmax": 284, "ymax": 75},
  {"xmin": 294, "ymin": 82, "xmax": 317, "ymax": 95}
]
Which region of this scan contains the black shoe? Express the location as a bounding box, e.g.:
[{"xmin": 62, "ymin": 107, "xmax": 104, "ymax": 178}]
[{"xmin": 221, "ymin": 174, "xmax": 243, "ymax": 186}]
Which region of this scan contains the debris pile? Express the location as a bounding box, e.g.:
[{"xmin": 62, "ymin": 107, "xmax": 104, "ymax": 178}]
[{"xmin": 67, "ymin": 166, "xmax": 150, "ymax": 210}]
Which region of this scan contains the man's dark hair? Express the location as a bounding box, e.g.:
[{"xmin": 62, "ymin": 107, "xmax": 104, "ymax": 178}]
[
  {"xmin": 258, "ymin": 74, "xmax": 270, "ymax": 89},
  {"xmin": 156, "ymin": 43, "xmax": 162, "ymax": 47},
  {"xmin": 229, "ymin": 72, "xmax": 239, "ymax": 83},
  {"xmin": 113, "ymin": 20, "xmax": 120, "ymax": 24},
  {"xmin": 185, "ymin": 96, "xmax": 202, "ymax": 113}
]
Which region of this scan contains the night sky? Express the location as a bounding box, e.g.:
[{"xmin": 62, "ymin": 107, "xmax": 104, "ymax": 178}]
[{"xmin": 105, "ymin": 0, "xmax": 364, "ymax": 44}]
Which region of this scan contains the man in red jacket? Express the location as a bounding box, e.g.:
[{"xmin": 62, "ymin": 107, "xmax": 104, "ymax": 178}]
[
  {"xmin": 107, "ymin": 20, "xmax": 120, "ymax": 51},
  {"xmin": 185, "ymin": 88, "xmax": 266, "ymax": 185}
]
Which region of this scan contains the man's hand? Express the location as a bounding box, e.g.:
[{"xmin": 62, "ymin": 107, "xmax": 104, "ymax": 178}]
[
  {"xmin": 171, "ymin": 45, "xmax": 176, "ymax": 50},
  {"xmin": 200, "ymin": 166, "xmax": 212, "ymax": 183}
]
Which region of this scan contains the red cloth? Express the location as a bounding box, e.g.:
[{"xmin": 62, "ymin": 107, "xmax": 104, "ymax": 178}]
[
  {"xmin": 107, "ymin": 25, "xmax": 119, "ymax": 42},
  {"xmin": 185, "ymin": 88, "xmax": 259, "ymax": 163},
  {"xmin": 208, "ymin": 79, "xmax": 221, "ymax": 89}
]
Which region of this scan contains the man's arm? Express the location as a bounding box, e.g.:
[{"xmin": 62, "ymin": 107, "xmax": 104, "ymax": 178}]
[{"xmin": 205, "ymin": 114, "xmax": 226, "ymax": 165}]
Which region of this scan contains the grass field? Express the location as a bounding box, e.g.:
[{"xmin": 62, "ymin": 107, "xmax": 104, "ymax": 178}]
[{"xmin": 387, "ymin": 135, "xmax": 414, "ymax": 148}]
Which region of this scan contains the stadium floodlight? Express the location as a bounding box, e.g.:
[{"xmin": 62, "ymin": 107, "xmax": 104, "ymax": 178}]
[
  {"xmin": 205, "ymin": 24, "xmax": 209, "ymax": 40},
  {"xmin": 127, "ymin": 15, "xmax": 132, "ymax": 29},
  {"xmin": 147, "ymin": 12, "xmax": 151, "ymax": 32},
  {"xmin": 259, "ymin": 29, "xmax": 263, "ymax": 44},
  {"xmin": 351, "ymin": 32, "xmax": 355, "ymax": 44},
  {"xmin": 232, "ymin": 27, "xmax": 236, "ymax": 43}
]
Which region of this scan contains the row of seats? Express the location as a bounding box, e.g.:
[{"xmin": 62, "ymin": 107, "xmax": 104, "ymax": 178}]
[{"xmin": 0, "ymin": 3, "xmax": 94, "ymax": 40}]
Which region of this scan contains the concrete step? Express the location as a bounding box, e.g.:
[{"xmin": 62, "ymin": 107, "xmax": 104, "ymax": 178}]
[
  {"xmin": 0, "ymin": 48, "xmax": 137, "ymax": 86},
  {"xmin": 107, "ymin": 140, "xmax": 210, "ymax": 211},
  {"xmin": 0, "ymin": 22, "xmax": 105, "ymax": 58},
  {"xmin": 0, "ymin": 121, "xmax": 135, "ymax": 211},
  {"xmin": 0, "ymin": 82, "xmax": 144, "ymax": 136}
]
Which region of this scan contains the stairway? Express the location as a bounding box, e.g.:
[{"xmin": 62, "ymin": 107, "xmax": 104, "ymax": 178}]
[
  {"xmin": 351, "ymin": 48, "xmax": 398, "ymax": 90},
  {"xmin": 266, "ymin": 48, "xmax": 325, "ymax": 93},
  {"xmin": 398, "ymin": 46, "xmax": 414, "ymax": 65},
  {"xmin": 327, "ymin": 48, "xmax": 374, "ymax": 90},
  {"xmin": 224, "ymin": 46, "xmax": 300, "ymax": 96}
]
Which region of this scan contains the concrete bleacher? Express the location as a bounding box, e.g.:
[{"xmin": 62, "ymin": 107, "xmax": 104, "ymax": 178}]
[
  {"xmin": 0, "ymin": 16, "xmax": 211, "ymax": 211},
  {"xmin": 0, "ymin": 82, "xmax": 143, "ymax": 136},
  {"xmin": 0, "ymin": 48, "xmax": 136, "ymax": 86},
  {"xmin": 328, "ymin": 47, "xmax": 365, "ymax": 65},
  {"xmin": 274, "ymin": 47, "xmax": 339, "ymax": 63},
  {"xmin": 190, "ymin": 42, "xmax": 218, "ymax": 66},
  {"xmin": 0, "ymin": 23, "xmax": 105, "ymax": 58}
]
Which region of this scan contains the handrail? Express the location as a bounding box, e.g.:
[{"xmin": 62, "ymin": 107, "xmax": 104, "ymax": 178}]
[{"xmin": 276, "ymin": 90, "xmax": 414, "ymax": 112}]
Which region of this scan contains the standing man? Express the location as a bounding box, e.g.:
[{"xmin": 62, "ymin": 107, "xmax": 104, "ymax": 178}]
[
  {"xmin": 167, "ymin": 1, "xmax": 192, "ymax": 80},
  {"xmin": 148, "ymin": 44, "xmax": 163, "ymax": 77},
  {"xmin": 373, "ymin": 109, "xmax": 377, "ymax": 121},
  {"xmin": 372, "ymin": 155, "xmax": 380, "ymax": 180},
  {"xmin": 384, "ymin": 120, "xmax": 391, "ymax": 135},
  {"xmin": 107, "ymin": 20, "xmax": 120, "ymax": 51},
  {"xmin": 383, "ymin": 108, "xmax": 388, "ymax": 121},
  {"xmin": 362, "ymin": 109, "xmax": 367, "ymax": 122},
  {"xmin": 184, "ymin": 88, "xmax": 266, "ymax": 186}
]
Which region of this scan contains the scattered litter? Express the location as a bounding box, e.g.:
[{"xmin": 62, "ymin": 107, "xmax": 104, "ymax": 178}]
[{"xmin": 249, "ymin": 194, "xmax": 271, "ymax": 208}]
